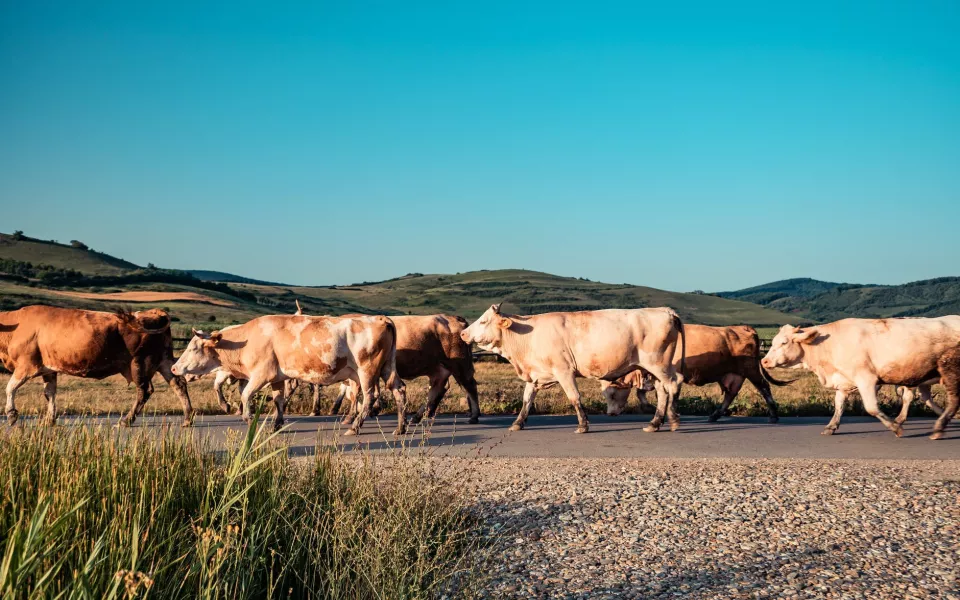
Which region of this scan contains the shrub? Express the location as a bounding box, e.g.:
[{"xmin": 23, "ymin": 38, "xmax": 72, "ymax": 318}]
[{"xmin": 0, "ymin": 419, "xmax": 485, "ymax": 599}]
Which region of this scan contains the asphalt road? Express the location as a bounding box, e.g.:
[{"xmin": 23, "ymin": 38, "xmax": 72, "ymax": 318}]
[{"xmin": 44, "ymin": 413, "xmax": 960, "ymax": 460}]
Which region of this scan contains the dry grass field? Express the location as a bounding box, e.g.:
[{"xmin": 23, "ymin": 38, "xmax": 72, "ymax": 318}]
[{"xmin": 0, "ymin": 362, "xmax": 944, "ymax": 422}]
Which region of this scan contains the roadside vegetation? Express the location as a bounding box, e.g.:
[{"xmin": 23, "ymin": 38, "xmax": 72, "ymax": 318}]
[{"xmin": 0, "ymin": 419, "xmax": 487, "ymax": 599}]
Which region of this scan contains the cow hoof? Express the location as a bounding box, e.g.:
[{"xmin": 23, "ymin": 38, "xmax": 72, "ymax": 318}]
[
  {"xmin": 930, "ymin": 431, "xmax": 944, "ymax": 441},
  {"xmin": 707, "ymin": 414, "xmax": 721, "ymax": 423},
  {"xmin": 508, "ymin": 424, "xmax": 523, "ymax": 432},
  {"xmin": 575, "ymin": 426, "xmax": 589, "ymax": 434},
  {"xmin": 893, "ymin": 426, "xmax": 903, "ymax": 438},
  {"xmin": 768, "ymin": 416, "xmax": 779, "ymax": 424},
  {"xmin": 273, "ymin": 422, "xmax": 284, "ymax": 432},
  {"xmin": 117, "ymin": 419, "xmax": 131, "ymax": 428},
  {"xmin": 343, "ymin": 428, "xmax": 359, "ymax": 437},
  {"xmin": 468, "ymin": 417, "xmax": 480, "ymax": 425},
  {"xmin": 643, "ymin": 424, "xmax": 661, "ymax": 433},
  {"xmin": 6, "ymin": 411, "xmax": 19, "ymax": 426},
  {"xmin": 410, "ymin": 414, "xmax": 424, "ymax": 425},
  {"xmin": 821, "ymin": 428, "xmax": 836, "ymax": 436},
  {"xmin": 393, "ymin": 427, "xmax": 406, "ymax": 437},
  {"xmin": 309, "ymin": 411, "xmax": 321, "ymax": 417},
  {"xmin": 669, "ymin": 422, "xmax": 680, "ymax": 432}
]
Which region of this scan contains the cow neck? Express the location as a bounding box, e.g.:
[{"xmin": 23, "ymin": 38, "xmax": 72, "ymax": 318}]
[
  {"xmin": 798, "ymin": 327, "xmax": 834, "ymax": 384},
  {"xmin": 496, "ymin": 325, "xmax": 529, "ymax": 365},
  {"xmin": 213, "ymin": 331, "xmax": 245, "ymax": 374}
]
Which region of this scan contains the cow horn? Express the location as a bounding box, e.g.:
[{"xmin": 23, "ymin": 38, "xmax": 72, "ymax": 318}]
[
  {"xmin": 295, "ymin": 299, "xmax": 303, "ymax": 315},
  {"xmin": 493, "ymin": 300, "xmax": 505, "ymax": 313}
]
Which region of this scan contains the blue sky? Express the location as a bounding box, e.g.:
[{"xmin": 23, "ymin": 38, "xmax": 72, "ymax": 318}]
[{"xmin": 1, "ymin": 1, "xmax": 957, "ymax": 291}]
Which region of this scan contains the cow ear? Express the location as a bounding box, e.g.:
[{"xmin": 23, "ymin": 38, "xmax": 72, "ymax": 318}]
[
  {"xmin": 497, "ymin": 316, "xmax": 513, "ymax": 330},
  {"xmin": 192, "ymin": 328, "xmax": 204, "ymax": 338},
  {"xmin": 791, "ymin": 328, "xmax": 818, "ymax": 344},
  {"xmin": 209, "ymin": 331, "xmax": 223, "ymax": 345}
]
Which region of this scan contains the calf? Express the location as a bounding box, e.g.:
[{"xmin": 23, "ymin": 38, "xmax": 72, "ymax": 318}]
[
  {"xmin": 761, "ymin": 317, "xmax": 960, "ymax": 439},
  {"xmin": 325, "ymin": 314, "xmax": 481, "ymax": 425},
  {"xmin": 0, "ymin": 305, "xmax": 193, "ymax": 426},
  {"xmin": 601, "ymin": 324, "xmax": 789, "ymax": 422},
  {"xmin": 170, "ymin": 314, "xmax": 406, "ymax": 434},
  {"xmin": 461, "ymin": 304, "xmax": 685, "ymax": 433}
]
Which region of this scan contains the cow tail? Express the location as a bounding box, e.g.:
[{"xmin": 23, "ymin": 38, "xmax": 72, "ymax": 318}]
[
  {"xmin": 760, "ymin": 364, "xmax": 795, "ymax": 386},
  {"xmin": 380, "ymin": 317, "xmax": 402, "ymax": 388},
  {"xmin": 672, "ymin": 312, "xmax": 686, "ymax": 383}
]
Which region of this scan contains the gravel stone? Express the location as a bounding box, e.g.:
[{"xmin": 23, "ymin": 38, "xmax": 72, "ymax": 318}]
[{"xmin": 455, "ymin": 458, "xmax": 960, "ymax": 599}]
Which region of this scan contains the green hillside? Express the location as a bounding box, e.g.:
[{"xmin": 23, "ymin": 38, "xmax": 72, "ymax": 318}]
[
  {"xmin": 721, "ymin": 276, "xmax": 960, "ymax": 322},
  {"xmin": 0, "ymin": 232, "xmax": 139, "ymax": 275},
  {"xmin": 0, "ymin": 231, "xmax": 800, "ymax": 327},
  {"xmin": 717, "ymin": 278, "xmax": 844, "ymax": 305},
  {"xmin": 243, "ymin": 270, "xmax": 799, "ymax": 325}
]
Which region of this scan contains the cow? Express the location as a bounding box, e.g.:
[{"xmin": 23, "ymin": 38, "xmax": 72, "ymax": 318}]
[
  {"xmin": 460, "ymin": 304, "xmax": 685, "ymax": 433},
  {"xmin": 0, "ymin": 305, "xmax": 193, "ymax": 427},
  {"xmin": 601, "ymin": 324, "xmax": 790, "ymax": 422},
  {"xmin": 760, "ymin": 317, "xmax": 960, "ymax": 440},
  {"xmin": 323, "ymin": 314, "xmax": 481, "ymax": 425},
  {"xmin": 170, "ymin": 314, "xmax": 407, "ymax": 434}
]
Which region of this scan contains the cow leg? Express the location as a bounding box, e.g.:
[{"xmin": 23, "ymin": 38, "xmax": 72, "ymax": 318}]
[
  {"xmin": 309, "ymin": 384, "xmax": 323, "ymax": 416},
  {"xmin": 344, "ymin": 374, "xmax": 379, "ymax": 436},
  {"xmin": 822, "ymin": 390, "xmax": 847, "ymax": 435},
  {"xmin": 159, "ymin": 361, "xmax": 194, "ymax": 427},
  {"xmin": 369, "ymin": 383, "xmax": 383, "ymax": 417},
  {"xmin": 340, "ymin": 382, "xmax": 360, "ymax": 426},
  {"xmin": 212, "ymin": 371, "xmax": 233, "ymax": 414},
  {"xmin": 269, "ymin": 382, "xmax": 287, "ymax": 432},
  {"xmin": 635, "ymin": 389, "xmax": 656, "ymax": 413},
  {"xmin": 556, "ymin": 374, "xmax": 589, "ymax": 433},
  {"xmin": 412, "ymin": 367, "xmax": 451, "ymax": 424},
  {"xmin": 894, "ymin": 387, "xmax": 915, "ymax": 425},
  {"xmin": 918, "ymin": 385, "xmax": 942, "ymax": 417},
  {"xmin": 41, "ymin": 373, "xmax": 58, "ymax": 426},
  {"xmin": 120, "ymin": 380, "xmax": 152, "ymax": 427},
  {"xmin": 643, "ymin": 379, "xmax": 668, "ymax": 432},
  {"xmin": 4, "ymin": 372, "xmax": 30, "ymax": 426},
  {"xmin": 745, "ymin": 370, "xmax": 780, "ymax": 423},
  {"xmin": 330, "ymin": 383, "xmax": 348, "ymax": 416},
  {"xmin": 385, "ymin": 376, "xmax": 409, "ymax": 437},
  {"xmin": 709, "ymin": 375, "xmax": 744, "ymax": 422},
  {"xmin": 451, "ymin": 364, "xmax": 481, "ymax": 424},
  {"xmin": 931, "ymin": 352, "xmax": 960, "ymax": 440},
  {"xmin": 234, "ymin": 379, "xmax": 247, "ymax": 415},
  {"xmin": 643, "ymin": 366, "xmax": 682, "ymax": 432},
  {"xmin": 857, "ymin": 380, "xmax": 902, "ymax": 437},
  {"xmin": 239, "ymin": 377, "xmax": 268, "ymax": 424},
  {"xmin": 510, "ymin": 382, "xmax": 538, "ymax": 431}
]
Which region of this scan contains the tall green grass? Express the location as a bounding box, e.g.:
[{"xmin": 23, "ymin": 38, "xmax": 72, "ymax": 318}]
[{"xmin": 0, "ymin": 420, "xmax": 485, "ymax": 599}]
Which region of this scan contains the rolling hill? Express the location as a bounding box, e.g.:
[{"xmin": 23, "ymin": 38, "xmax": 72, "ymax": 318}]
[
  {"xmin": 185, "ymin": 270, "xmax": 286, "ymax": 286},
  {"xmin": 0, "ymin": 231, "xmax": 799, "ymax": 327},
  {"xmin": 719, "ymin": 277, "xmax": 960, "ymax": 322}
]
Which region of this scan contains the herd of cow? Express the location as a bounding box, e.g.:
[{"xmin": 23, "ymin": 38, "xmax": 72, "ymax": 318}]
[{"xmin": 1, "ymin": 303, "xmax": 959, "ymax": 440}]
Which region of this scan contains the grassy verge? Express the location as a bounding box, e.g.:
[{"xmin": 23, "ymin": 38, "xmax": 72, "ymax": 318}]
[
  {"xmin": 0, "ymin": 362, "xmax": 946, "ymax": 422},
  {"xmin": 0, "ymin": 419, "xmax": 486, "ymax": 599}
]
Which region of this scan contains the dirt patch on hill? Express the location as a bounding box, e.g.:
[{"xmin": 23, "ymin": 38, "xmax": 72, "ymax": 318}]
[{"xmin": 51, "ymin": 290, "xmax": 235, "ymax": 307}]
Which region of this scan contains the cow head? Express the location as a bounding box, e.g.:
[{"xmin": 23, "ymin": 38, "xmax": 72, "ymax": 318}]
[
  {"xmin": 760, "ymin": 324, "xmax": 818, "ymax": 369},
  {"xmin": 460, "ymin": 303, "xmax": 513, "ymax": 350},
  {"xmin": 170, "ymin": 329, "xmax": 224, "ymax": 377},
  {"xmin": 600, "ymin": 381, "xmax": 630, "ymax": 416}
]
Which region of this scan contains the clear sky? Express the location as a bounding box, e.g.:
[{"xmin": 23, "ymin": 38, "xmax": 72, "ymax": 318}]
[{"xmin": 1, "ymin": 1, "xmax": 958, "ymax": 291}]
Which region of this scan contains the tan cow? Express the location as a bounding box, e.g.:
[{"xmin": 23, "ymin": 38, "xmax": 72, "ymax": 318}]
[
  {"xmin": 601, "ymin": 324, "xmax": 790, "ymax": 422},
  {"xmin": 761, "ymin": 317, "xmax": 960, "ymax": 439},
  {"xmin": 325, "ymin": 314, "xmax": 481, "ymax": 425},
  {"xmin": 170, "ymin": 314, "xmax": 407, "ymax": 434},
  {"xmin": 0, "ymin": 305, "xmax": 193, "ymax": 427},
  {"xmin": 461, "ymin": 304, "xmax": 685, "ymax": 433}
]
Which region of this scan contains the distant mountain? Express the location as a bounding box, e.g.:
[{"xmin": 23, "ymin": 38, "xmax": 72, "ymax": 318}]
[
  {"xmin": 719, "ymin": 277, "xmax": 960, "ymax": 322},
  {"xmin": 186, "ymin": 270, "xmax": 285, "ymax": 286},
  {"xmin": 717, "ymin": 278, "xmax": 846, "ymax": 305}
]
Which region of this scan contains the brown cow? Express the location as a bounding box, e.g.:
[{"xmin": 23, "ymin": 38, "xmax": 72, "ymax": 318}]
[
  {"xmin": 324, "ymin": 314, "xmax": 481, "ymax": 425},
  {"xmin": 761, "ymin": 317, "xmax": 960, "ymax": 439},
  {"xmin": 0, "ymin": 305, "xmax": 193, "ymax": 427},
  {"xmin": 170, "ymin": 314, "xmax": 407, "ymax": 434},
  {"xmin": 461, "ymin": 304, "xmax": 685, "ymax": 433},
  {"xmin": 601, "ymin": 324, "xmax": 790, "ymax": 422}
]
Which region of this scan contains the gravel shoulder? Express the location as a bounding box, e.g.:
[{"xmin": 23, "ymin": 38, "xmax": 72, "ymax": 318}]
[{"xmin": 454, "ymin": 458, "xmax": 960, "ymax": 599}]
